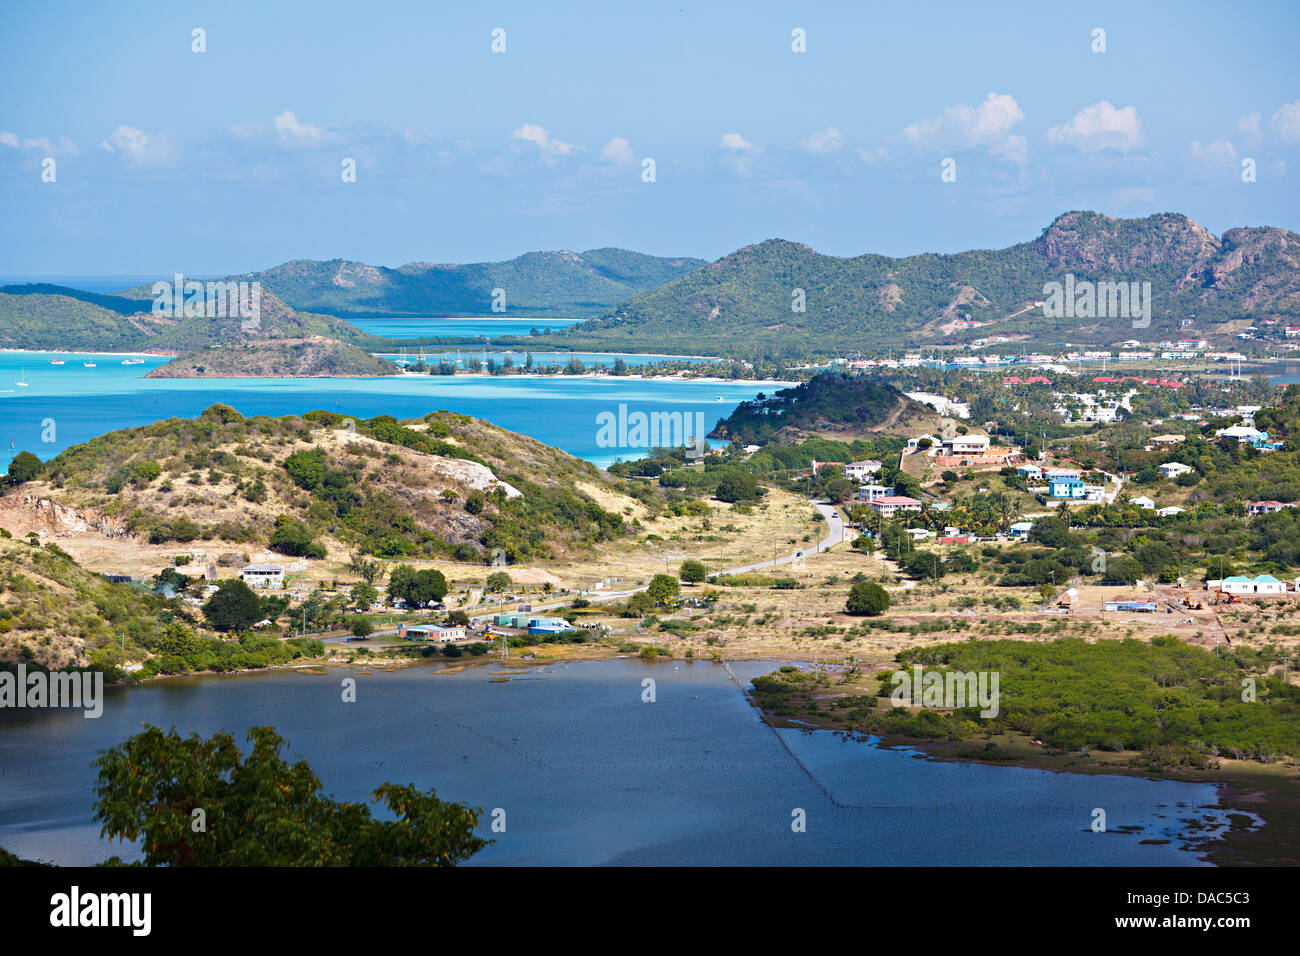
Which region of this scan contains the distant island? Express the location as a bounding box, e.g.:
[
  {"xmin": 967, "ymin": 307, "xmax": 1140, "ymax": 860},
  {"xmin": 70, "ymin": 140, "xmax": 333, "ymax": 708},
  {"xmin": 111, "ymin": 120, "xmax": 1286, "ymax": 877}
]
[{"xmin": 146, "ymin": 337, "xmax": 400, "ymax": 378}]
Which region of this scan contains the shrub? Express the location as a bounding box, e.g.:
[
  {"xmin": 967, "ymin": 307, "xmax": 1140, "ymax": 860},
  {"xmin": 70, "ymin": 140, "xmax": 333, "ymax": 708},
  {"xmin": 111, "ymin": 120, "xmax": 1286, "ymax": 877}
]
[{"xmin": 845, "ymin": 581, "xmax": 890, "ymax": 616}]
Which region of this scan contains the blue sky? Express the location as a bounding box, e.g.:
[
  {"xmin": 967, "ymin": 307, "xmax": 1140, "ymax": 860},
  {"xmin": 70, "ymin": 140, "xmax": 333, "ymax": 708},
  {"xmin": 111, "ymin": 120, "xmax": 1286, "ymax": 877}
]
[{"xmin": 2, "ymin": 0, "xmax": 1298, "ymax": 274}]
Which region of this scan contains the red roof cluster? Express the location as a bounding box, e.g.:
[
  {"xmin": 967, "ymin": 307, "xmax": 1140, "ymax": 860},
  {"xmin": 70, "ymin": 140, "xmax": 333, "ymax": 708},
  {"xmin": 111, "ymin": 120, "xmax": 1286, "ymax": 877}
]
[{"xmin": 1003, "ymin": 376, "xmax": 1052, "ymax": 385}]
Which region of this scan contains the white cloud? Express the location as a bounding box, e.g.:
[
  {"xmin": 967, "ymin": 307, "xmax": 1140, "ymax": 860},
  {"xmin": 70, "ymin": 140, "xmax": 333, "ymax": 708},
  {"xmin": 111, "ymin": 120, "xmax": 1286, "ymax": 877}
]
[
  {"xmin": 273, "ymin": 109, "xmax": 324, "ymax": 145},
  {"xmin": 510, "ymin": 123, "xmax": 574, "ymax": 162},
  {"xmin": 720, "ymin": 132, "xmax": 755, "ymax": 151},
  {"xmin": 600, "ymin": 136, "xmax": 635, "ymax": 164},
  {"xmin": 1190, "ymin": 138, "xmax": 1238, "ymax": 172},
  {"xmin": 1238, "ymin": 112, "xmax": 1261, "ymax": 135},
  {"xmin": 900, "ymin": 93, "xmax": 1026, "ymax": 164},
  {"xmin": 1047, "ymin": 101, "xmax": 1142, "ymax": 154},
  {"xmin": 799, "ymin": 127, "xmax": 844, "ymax": 155},
  {"xmin": 1271, "ymin": 100, "xmax": 1300, "ymax": 143},
  {"xmin": 99, "ymin": 125, "xmax": 173, "ymax": 165},
  {"xmin": 1, "ymin": 131, "xmax": 77, "ymax": 155}
]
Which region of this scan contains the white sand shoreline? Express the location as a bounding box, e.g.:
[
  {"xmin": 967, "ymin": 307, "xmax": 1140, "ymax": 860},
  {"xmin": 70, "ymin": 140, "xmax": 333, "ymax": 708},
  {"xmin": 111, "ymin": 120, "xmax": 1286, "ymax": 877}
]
[{"xmin": 0, "ymin": 348, "xmax": 163, "ymax": 358}]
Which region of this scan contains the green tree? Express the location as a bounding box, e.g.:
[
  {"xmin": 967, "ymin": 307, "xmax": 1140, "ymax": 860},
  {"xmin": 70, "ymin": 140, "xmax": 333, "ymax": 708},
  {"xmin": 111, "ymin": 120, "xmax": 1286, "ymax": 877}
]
[
  {"xmin": 350, "ymin": 582, "xmax": 378, "ymax": 609},
  {"xmin": 647, "ymin": 574, "xmax": 681, "ymax": 606},
  {"xmin": 845, "ymin": 580, "xmax": 889, "ymax": 616},
  {"xmin": 485, "ymin": 571, "xmax": 512, "ymax": 592},
  {"xmin": 347, "ymin": 553, "xmax": 385, "ymax": 585},
  {"xmin": 5, "ymin": 451, "xmax": 42, "ymax": 486},
  {"xmin": 716, "ymin": 473, "xmax": 759, "ymax": 503},
  {"xmin": 349, "ymin": 617, "xmax": 375, "ymax": 638},
  {"xmin": 269, "ymin": 516, "xmax": 324, "ymax": 558},
  {"xmin": 388, "ymin": 565, "xmax": 448, "ymax": 606},
  {"xmin": 93, "ymin": 725, "xmax": 489, "ymax": 866},
  {"xmin": 679, "ymin": 559, "xmax": 708, "ymax": 584},
  {"xmin": 202, "ymin": 579, "xmax": 264, "ymax": 632}
]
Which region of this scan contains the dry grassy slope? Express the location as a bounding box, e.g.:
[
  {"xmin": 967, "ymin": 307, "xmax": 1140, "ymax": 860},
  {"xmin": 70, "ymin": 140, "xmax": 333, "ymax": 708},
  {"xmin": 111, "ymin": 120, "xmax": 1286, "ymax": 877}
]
[
  {"xmin": 6, "ymin": 407, "xmax": 650, "ymax": 565},
  {"xmin": 0, "ymin": 537, "xmax": 166, "ymax": 669},
  {"xmin": 775, "ymin": 400, "xmax": 942, "ymax": 444}
]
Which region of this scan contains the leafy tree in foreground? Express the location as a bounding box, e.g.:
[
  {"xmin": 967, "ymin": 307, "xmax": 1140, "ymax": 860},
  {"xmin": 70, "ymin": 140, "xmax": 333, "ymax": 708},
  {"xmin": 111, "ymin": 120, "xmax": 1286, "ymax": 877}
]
[{"xmin": 93, "ymin": 725, "xmax": 490, "ymax": 866}]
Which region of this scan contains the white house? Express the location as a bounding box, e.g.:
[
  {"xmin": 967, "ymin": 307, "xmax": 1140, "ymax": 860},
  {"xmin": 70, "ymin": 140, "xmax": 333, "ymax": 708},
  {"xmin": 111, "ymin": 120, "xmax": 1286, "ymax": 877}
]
[
  {"xmin": 843, "ymin": 460, "xmax": 882, "ymax": 481},
  {"xmin": 1215, "ymin": 575, "xmax": 1285, "ymax": 595},
  {"xmin": 1216, "ymin": 424, "xmax": 1264, "ymax": 443},
  {"xmin": 1129, "ymin": 495, "xmax": 1156, "ymax": 510},
  {"xmin": 241, "ymin": 564, "xmax": 285, "ymax": 589},
  {"xmin": 857, "ymin": 484, "xmax": 895, "ymax": 502},
  {"xmin": 1158, "ymin": 462, "xmax": 1193, "ymax": 478},
  {"xmin": 1156, "ymin": 506, "xmax": 1186, "ymax": 517},
  {"xmin": 941, "ymin": 434, "xmax": 991, "ymax": 456}
]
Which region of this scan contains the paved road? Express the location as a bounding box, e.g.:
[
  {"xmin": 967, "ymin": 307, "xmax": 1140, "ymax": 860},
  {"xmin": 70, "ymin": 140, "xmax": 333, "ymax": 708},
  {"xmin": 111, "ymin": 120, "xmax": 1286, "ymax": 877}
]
[{"xmin": 353, "ymin": 500, "xmax": 849, "ymax": 640}]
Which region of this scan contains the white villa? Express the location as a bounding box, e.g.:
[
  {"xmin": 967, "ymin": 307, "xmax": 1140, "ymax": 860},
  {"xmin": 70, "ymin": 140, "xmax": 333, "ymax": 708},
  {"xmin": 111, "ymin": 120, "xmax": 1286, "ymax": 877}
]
[{"xmin": 240, "ymin": 564, "xmax": 285, "ymax": 589}]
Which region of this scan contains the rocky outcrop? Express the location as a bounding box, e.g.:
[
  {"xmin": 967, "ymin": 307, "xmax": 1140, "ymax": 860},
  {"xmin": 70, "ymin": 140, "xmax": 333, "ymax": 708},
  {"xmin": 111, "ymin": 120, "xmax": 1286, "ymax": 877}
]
[
  {"xmin": 0, "ymin": 495, "xmax": 129, "ymax": 538},
  {"xmin": 427, "ymin": 458, "xmax": 522, "ymax": 499}
]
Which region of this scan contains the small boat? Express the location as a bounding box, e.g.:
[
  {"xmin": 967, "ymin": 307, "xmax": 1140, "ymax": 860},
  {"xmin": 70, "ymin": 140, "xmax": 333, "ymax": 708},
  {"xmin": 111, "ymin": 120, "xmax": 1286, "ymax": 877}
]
[
  {"xmin": 715, "ymin": 396, "xmax": 725, "ymax": 401},
  {"xmin": 121, "ymin": 358, "xmax": 144, "ymax": 365},
  {"xmin": 83, "ymin": 361, "xmax": 97, "ymax": 368},
  {"xmin": 15, "ymin": 369, "xmax": 28, "ymax": 387},
  {"xmin": 49, "ymin": 359, "xmax": 65, "ymax": 366}
]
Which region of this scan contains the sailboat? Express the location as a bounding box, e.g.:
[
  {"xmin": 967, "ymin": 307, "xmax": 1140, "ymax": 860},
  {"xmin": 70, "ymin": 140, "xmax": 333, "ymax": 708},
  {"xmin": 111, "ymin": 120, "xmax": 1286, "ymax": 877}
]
[
  {"xmin": 15, "ymin": 369, "xmax": 28, "ymax": 387},
  {"xmin": 49, "ymin": 358, "xmax": 65, "ymax": 366},
  {"xmin": 83, "ymin": 359, "xmax": 97, "ymax": 367}
]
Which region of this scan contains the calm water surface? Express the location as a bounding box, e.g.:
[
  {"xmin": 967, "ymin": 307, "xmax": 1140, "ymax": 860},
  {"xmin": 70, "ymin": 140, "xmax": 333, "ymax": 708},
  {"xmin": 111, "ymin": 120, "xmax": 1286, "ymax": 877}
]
[{"xmin": 0, "ymin": 660, "xmax": 1233, "ymax": 866}]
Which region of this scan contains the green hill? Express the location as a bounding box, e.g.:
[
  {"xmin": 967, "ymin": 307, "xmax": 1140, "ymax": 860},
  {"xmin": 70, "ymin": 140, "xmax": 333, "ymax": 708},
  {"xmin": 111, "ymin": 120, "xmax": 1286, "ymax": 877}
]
[
  {"xmin": 152, "ymin": 248, "xmax": 706, "ymax": 319},
  {"xmin": 19, "ymin": 404, "xmax": 650, "ymax": 566},
  {"xmin": 0, "ymin": 285, "xmax": 384, "ymax": 354},
  {"xmin": 526, "ymin": 211, "xmax": 1300, "ymax": 359}
]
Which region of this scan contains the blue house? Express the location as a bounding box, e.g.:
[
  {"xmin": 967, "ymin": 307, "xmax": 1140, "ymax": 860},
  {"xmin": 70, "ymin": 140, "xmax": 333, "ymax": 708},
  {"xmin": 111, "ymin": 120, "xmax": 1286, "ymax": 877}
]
[
  {"xmin": 527, "ymin": 617, "xmax": 575, "ymax": 635},
  {"xmin": 1049, "ymin": 476, "xmax": 1087, "ymax": 498}
]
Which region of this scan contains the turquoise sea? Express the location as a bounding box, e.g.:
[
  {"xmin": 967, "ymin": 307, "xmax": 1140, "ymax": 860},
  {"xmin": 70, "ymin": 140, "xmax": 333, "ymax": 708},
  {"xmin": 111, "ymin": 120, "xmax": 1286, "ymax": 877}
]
[
  {"xmin": 0, "ymin": 351, "xmax": 771, "ymax": 468},
  {"xmin": 350, "ymin": 317, "xmax": 582, "ymax": 338}
]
